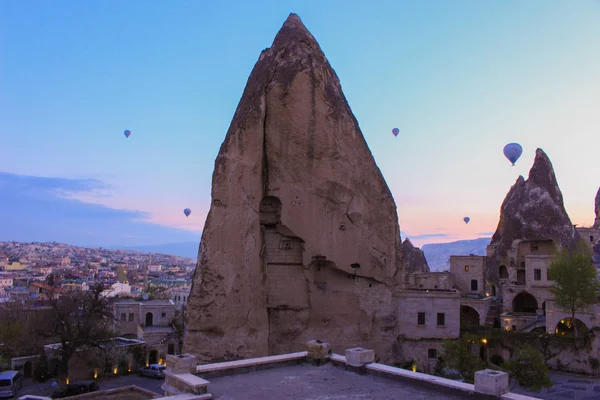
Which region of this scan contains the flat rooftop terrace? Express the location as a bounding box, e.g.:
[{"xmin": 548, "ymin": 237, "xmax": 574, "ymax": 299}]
[{"xmin": 205, "ymin": 362, "xmax": 470, "ymax": 400}]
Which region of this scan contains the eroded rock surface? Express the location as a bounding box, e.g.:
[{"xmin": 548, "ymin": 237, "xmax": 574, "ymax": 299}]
[
  {"xmin": 402, "ymin": 238, "xmax": 430, "ymax": 279},
  {"xmin": 184, "ymin": 14, "xmax": 403, "ymax": 363},
  {"xmin": 594, "ymin": 187, "xmax": 600, "ymax": 228},
  {"xmin": 486, "ymin": 148, "xmax": 579, "ymax": 284}
]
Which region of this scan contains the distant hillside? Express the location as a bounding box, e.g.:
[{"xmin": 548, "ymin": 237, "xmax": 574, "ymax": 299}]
[
  {"xmin": 421, "ymin": 237, "xmax": 491, "ymax": 272},
  {"xmin": 117, "ymin": 241, "xmax": 199, "ymax": 260}
]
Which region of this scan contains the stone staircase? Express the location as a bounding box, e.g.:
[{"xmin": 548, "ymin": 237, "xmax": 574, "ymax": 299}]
[{"xmin": 484, "ymin": 300, "xmax": 501, "ymax": 328}]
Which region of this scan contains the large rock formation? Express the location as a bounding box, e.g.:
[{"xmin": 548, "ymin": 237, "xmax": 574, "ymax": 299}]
[
  {"xmin": 594, "ymin": 187, "xmax": 600, "ymax": 228},
  {"xmin": 184, "ymin": 14, "xmax": 403, "ymax": 363},
  {"xmin": 486, "ymin": 148, "xmax": 580, "ymax": 284},
  {"xmin": 402, "ymin": 238, "xmax": 430, "ymax": 278}
]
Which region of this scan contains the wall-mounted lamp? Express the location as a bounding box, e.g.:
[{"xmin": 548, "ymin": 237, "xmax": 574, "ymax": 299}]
[
  {"xmin": 313, "ymin": 255, "xmax": 326, "ymax": 271},
  {"xmin": 351, "ymin": 263, "xmax": 360, "ymax": 279}
]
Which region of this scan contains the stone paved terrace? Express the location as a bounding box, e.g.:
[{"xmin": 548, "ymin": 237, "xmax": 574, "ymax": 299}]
[
  {"xmin": 205, "ymin": 362, "xmax": 478, "ymax": 400},
  {"xmin": 511, "ymin": 371, "xmax": 600, "ymax": 400}
]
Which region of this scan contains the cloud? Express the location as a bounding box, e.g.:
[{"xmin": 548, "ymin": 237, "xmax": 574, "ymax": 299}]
[
  {"xmin": 407, "ymin": 233, "xmax": 450, "ymax": 240},
  {"xmin": 0, "ymin": 172, "xmax": 200, "ymax": 247},
  {"xmin": 477, "ymin": 232, "xmax": 495, "ymax": 237}
]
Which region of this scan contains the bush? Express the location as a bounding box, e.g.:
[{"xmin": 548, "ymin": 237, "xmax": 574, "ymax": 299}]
[
  {"xmin": 503, "ymin": 345, "xmax": 552, "ymax": 391},
  {"xmin": 441, "ymin": 336, "xmax": 486, "ymax": 383},
  {"xmin": 0, "ymin": 355, "xmax": 10, "ymax": 372},
  {"xmin": 433, "ymin": 357, "xmax": 445, "ymax": 376},
  {"xmin": 490, "ymin": 354, "xmax": 505, "ymax": 367}
]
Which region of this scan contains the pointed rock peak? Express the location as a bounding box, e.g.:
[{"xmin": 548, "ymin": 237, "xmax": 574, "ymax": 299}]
[
  {"xmin": 489, "ymin": 146, "xmax": 578, "ymax": 262},
  {"xmin": 402, "ymin": 238, "xmax": 415, "ymax": 248},
  {"xmin": 271, "ymin": 13, "xmax": 318, "ymax": 52},
  {"xmin": 402, "ymin": 238, "xmax": 429, "ymax": 276},
  {"xmin": 185, "ymin": 12, "xmax": 403, "ymax": 363},
  {"xmin": 283, "ymin": 13, "xmax": 304, "ymax": 28},
  {"xmin": 527, "ymin": 148, "xmax": 559, "ymax": 192}
]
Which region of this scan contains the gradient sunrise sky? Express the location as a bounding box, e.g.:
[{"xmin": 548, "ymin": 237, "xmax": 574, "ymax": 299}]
[{"xmin": 1, "ymin": 0, "xmax": 599, "ymax": 249}]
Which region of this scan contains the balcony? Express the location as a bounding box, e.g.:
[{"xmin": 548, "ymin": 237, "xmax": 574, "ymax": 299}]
[{"xmin": 137, "ymin": 324, "xmax": 175, "ymax": 340}]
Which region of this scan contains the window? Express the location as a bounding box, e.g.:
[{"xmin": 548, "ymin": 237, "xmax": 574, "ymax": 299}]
[
  {"xmin": 120, "ymin": 313, "xmax": 126, "ymax": 322},
  {"xmin": 161, "ymin": 312, "xmax": 166, "ymax": 318},
  {"xmin": 280, "ymin": 240, "xmax": 292, "ymax": 250},
  {"xmin": 534, "ymin": 269, "xmax": 541, "ymax": 281},
  {"xmin": 530, "ymin": 243, "xmax": 538, "ymax": 251},
  {"xmin": 437, "ymin": 313, "xmax": 445, "ymax": 326},
  {"xmin": 464, "ymin": 265, "xmax": 469, "ymax": 272},
  {"xmin": 428, "ymin": 349, "xmax": 437, "ymax": 359},
  {"xmin": 512, "ymin": 325, "xmax": 517, "ymax": 332},
  {"xmin": 499, "ymin": 265, "xmax": 509, "ymax": 279},
  {"xmin": 128, "ymin": 313, "xmax": 134, "ymax": 322},
  {"xmin": 591, "ymin": 236, "xmax": 595, "ymax": 243},
  {"xmin": 417, "ymin": 312, "xmax": 425, "ymax": 325},
  {"xmin": 471, "ymin": 279, "xmax": 478, "ymax": 291}
]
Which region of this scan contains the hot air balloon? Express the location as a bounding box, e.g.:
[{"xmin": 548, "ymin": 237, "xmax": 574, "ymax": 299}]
[
  {"xmin": 392, "ymin": 128, "xmax": 399, "ymax": 137},
  {"xmin": 503, "ymin": 143, "xmax": 523, "ymax": 166},
  {"xmin": 463, "ymin": 217, "xmax": 470, "ymax": 224},
  {"xmin": 124, "ymin": 130, "xmax": 131, "ymax": 138},
  {"xmin": 184, "ymin": 208, "xmax": 191, "ymax": 217}
]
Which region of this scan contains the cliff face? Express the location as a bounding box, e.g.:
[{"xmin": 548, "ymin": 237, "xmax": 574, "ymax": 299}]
[
  {"xmin": 486, "ymin": 148, "xmax": 579, "ymax": 283},
  {"xmin": 184, "ymin": 14, "xmax": 403, "ymax": 362},
  {"xmin": 594, "ymin": 187, "xmax": 600, "ymax": 228},
  {"xmin": 402, "ymin": 238, "xmax": 430, "ymax": 278}
]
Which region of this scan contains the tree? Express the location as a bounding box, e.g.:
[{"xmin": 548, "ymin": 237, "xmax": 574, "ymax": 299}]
[
  {"xmin": 36, "ymin": 284, "xmax": 116, "ymax": 380},
  {"xmin": 441, "ymin": 334, "xmax": 486, "ymax": 383},
  {"xmin": 548, "ymin": 240, "xmax": 600, "ymax": 337},
  {"xmin": 503, "ymin": 345, "xmax": 552, "ymax": 390},
  {"xmin": 171, "ymin": 305, "xmax": 186, "ymax": 353},
  {"xmin": 0, "ymin": 301, "xmax": 50, "ymax": 358}
]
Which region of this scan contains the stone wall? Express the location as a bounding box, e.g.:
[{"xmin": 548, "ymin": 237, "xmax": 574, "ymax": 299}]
[
  {"xmin": 407, "ymin": 272, "xmax": 455, "ymax": 290},
  {"xmin": 397, "ymin": 290, "xmax": 460, "ymax": 340},
  {"xmin": 395, "ymin": 339, "xmax": 444, "ymax": 374},
  {"xmin": 450, "ymin": 256, "xmax": 485, "ymax": 296}
]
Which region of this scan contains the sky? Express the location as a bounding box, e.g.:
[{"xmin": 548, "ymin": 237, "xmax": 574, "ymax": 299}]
[{"xmin": 1, "ymin": 0, "xmax": 599, "ymax": 250}]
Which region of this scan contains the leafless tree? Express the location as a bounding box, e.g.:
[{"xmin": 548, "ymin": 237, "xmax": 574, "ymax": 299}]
[{"xmin": 37, "ymin": 283, "xmax": 116, "ymax": 379}]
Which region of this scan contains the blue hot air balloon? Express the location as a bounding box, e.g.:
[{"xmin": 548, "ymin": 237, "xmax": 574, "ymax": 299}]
[
  {"xmin": 503, "ymin": 143, "xmax": 523, "ymax": 166},
  {"xmin": 184, "ymin": 208, "xmax": 191, "ymax": 217},
  {"xmin": 392, "ymin": 128, "xmax": 400, "ymax": 137},
  {"xmin": 124, "ymin": 130, "xmax": 131, "ymax": 138},
  {"xmin": 464, "ymin": 217, "xmax": 470, "ymax": 224}
]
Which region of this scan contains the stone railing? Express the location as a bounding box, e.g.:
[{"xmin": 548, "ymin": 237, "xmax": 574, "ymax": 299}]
[{"xmin": 160, "ymin": 342, "xmax": 542, "ymax": 400}]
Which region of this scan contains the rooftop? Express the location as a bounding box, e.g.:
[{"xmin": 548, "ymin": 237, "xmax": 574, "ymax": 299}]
[
  {"xmin": 205, "ymin": 362, "xmax": 469, "ymax": 400},
  {"xmin": 115, "ymin": 298, "xmax": 174, "ymax": 305}
]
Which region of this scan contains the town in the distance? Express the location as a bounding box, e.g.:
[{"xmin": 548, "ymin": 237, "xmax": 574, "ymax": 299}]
[{"xmin": 0, "ymin": 241, "xmax": 195, "ymax": 304}]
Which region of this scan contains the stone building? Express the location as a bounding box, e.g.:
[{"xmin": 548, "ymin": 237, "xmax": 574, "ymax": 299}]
[
  {"xmin": 395, "ymin": 289, "xmax": 461, "ymax": 373},
  {"xmin": 114, "ymin": 299, "xmax": 178, "ymax": 365},
  {"xmin": 44, "ymin": 338, "xmax": 145, "ymax": 381}
]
